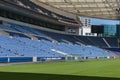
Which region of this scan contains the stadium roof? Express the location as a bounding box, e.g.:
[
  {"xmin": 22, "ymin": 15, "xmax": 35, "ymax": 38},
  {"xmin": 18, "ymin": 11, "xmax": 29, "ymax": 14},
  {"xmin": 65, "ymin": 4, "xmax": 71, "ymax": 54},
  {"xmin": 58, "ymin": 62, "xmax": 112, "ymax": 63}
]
[{"xmin": 34, "ymin": 0, "xmax": 120, "ymax": 20}]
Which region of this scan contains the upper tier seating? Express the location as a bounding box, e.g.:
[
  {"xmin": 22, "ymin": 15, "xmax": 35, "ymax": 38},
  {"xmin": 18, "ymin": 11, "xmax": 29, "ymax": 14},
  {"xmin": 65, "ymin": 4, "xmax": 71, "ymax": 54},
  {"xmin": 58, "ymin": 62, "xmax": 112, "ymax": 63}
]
[
  {"xmin": 104, "ymin": 37, "xmax": 119, "ymax": 48},
  {"xmin": 88, "ymin": 37, "xmax": 108, "ymax": 48}
]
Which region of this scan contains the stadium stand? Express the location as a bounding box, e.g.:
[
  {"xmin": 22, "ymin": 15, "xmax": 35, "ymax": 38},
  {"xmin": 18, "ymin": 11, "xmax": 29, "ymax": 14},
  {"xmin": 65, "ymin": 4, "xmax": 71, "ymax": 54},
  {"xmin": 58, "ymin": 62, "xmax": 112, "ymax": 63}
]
[
  {"xmin": 0, "ymin": 23, "xmax": 114, "ymax": 62},
  {"xmin": 0, "ymin": 0, "xmax": 119, "ymax": 63},
  {"xmin": 105, "ymin": 48, "xmax": 120, "ymax": 57},
  {"xmin": 0, "ymin": 34, "xmax": 112, "ymax": 57},
  {"xmin": 0, "ymin": 23, "xmax": 118, "ymax": 48},
  {"xmin": 88, "ymin": 37, "xmax": 108, "ymax": 48},
  {"xmin": 104, "ymin": 37, "xmax": 119, "ymax": 48}
]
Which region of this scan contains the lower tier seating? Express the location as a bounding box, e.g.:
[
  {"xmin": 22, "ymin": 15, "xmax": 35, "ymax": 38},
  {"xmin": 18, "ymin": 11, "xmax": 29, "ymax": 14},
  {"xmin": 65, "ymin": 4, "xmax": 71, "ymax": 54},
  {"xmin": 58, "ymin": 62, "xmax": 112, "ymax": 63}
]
[{"xmin": 0, "ymin": 35, "xmax": 112, "ymax": 58}]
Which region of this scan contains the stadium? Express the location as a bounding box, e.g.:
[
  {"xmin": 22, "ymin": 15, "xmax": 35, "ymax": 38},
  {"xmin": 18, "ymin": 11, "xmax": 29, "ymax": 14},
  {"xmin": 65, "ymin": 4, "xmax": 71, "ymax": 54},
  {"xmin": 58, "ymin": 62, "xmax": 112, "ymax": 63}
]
[{"xmin": 0, "ymin": 0, "xmax": 120, "ymax": 80}]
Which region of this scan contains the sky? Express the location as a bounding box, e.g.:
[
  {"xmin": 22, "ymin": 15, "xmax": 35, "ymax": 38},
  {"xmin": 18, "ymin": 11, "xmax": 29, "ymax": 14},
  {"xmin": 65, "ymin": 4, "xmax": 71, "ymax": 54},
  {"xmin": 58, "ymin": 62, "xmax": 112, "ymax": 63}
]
[{"xmin": 91, "ymin": 18, "xmax": 120, "ymax": 25}]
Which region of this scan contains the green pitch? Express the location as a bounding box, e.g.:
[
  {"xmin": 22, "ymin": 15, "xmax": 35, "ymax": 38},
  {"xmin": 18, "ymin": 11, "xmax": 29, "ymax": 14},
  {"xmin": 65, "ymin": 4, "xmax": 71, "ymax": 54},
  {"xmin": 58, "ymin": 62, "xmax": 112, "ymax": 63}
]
[{"xmin": 0, "ymin": 59, "xmax": 120, "ymax": 80}]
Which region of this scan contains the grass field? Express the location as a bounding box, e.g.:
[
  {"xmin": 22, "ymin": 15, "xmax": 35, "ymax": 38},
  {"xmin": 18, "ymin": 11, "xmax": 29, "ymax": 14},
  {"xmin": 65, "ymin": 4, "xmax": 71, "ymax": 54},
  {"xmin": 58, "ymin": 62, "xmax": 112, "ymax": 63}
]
[{"xmin": 0, "ymin": 59, "xmax": 120, "ymax": 80}]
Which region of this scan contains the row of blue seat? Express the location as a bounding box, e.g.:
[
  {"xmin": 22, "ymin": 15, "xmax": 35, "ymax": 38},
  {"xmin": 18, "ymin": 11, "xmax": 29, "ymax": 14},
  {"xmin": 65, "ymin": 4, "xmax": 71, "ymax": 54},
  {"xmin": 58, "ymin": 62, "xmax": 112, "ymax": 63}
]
[
  {"xmin": 0, "ymin": 35, "xmax": 112, "ymax": 58},
  {"xmin": 0, "ymin": 24, "xmax": 119, "ymax": 48},
  {"xmin": 105, "ymin": 48, "xmax": 120, "ymax": 56}
]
